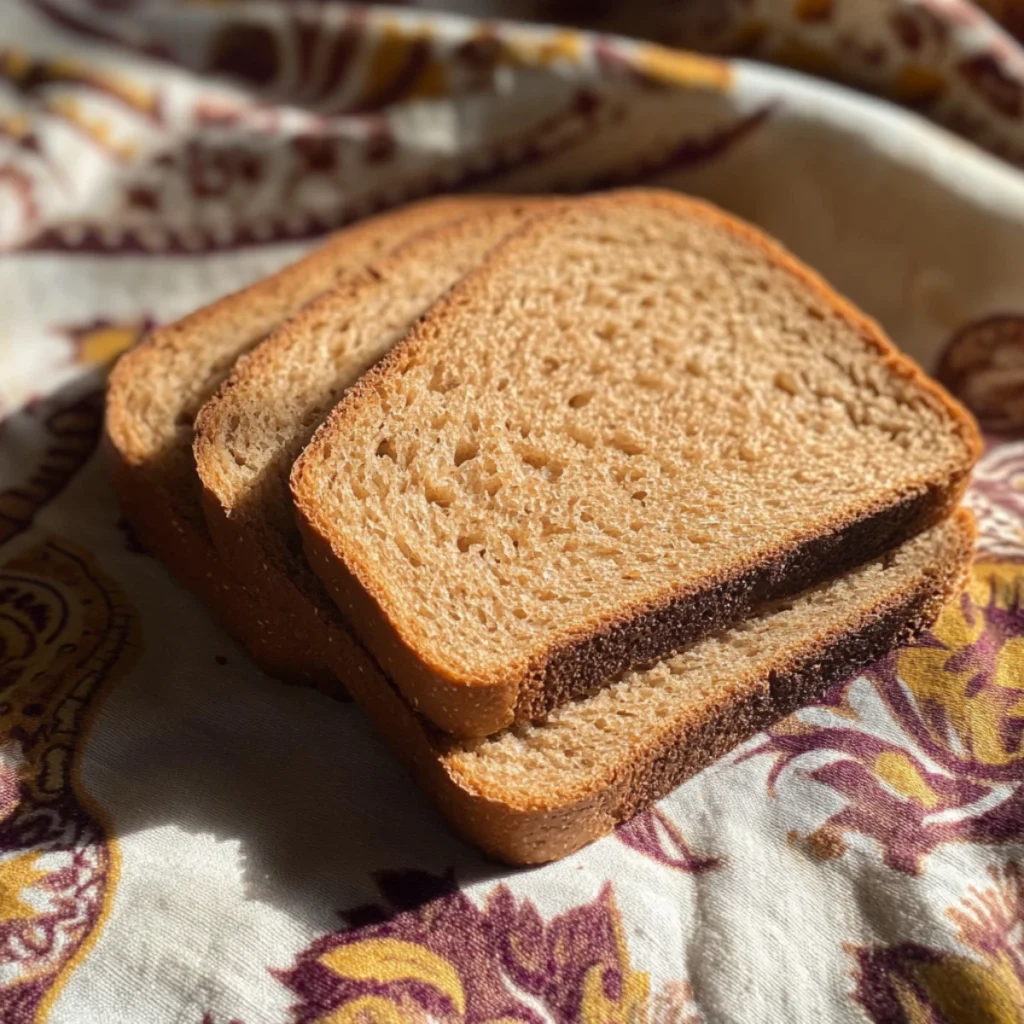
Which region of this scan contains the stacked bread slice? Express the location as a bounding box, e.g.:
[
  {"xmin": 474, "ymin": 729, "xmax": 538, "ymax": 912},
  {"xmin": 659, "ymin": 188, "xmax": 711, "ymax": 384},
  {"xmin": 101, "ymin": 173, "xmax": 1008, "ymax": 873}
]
[
  {"xmin": 106, "ymin": 190, "xmax": 980, "ymax": 863},
  {"xmin": 106, "ymin": 195, "xmax": 526, "ymax": 687}
]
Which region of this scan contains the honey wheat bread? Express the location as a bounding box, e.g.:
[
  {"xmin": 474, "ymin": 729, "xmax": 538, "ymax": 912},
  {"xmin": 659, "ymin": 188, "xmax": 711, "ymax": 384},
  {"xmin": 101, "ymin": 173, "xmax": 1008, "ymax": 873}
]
[
  {"xmin": 105, "ymin": 195, "xmax": 512, "ymax": 684},
  {"xmin": 330, "ymin": 511, "xmax": 973, "ymax": 864},
  {"xmin": 292, "ymin": 190, "xmax": 981, "ymax": 735},
  {"xmin": 193, "ymin": 203, "xmax": 549, "ymax": 682}
]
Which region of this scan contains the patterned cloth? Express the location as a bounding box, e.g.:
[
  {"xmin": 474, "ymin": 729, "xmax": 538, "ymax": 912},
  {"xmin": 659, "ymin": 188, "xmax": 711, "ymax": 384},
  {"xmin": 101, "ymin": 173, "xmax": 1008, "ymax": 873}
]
[{"xmin": 1, "ymin": 1, "xmax": 1024, "ymax": 1021}]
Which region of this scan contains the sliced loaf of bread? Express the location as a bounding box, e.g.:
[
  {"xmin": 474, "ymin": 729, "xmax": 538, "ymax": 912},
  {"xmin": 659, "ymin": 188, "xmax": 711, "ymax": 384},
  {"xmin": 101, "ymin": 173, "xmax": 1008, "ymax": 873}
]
[
  {"xmin": 193, "ymin": 203, "xmax": 549, "ymax": 682},
  {"xmin": 292, "ymin": 190, "xmax": 981, "ymax": 735},
  {"xmin": 105, "ymin": 195, "xmax": 512, "ymax": 683},
  {"xmin": 321, "ymin": 511, "xmax": 974, "ymax": 863}
]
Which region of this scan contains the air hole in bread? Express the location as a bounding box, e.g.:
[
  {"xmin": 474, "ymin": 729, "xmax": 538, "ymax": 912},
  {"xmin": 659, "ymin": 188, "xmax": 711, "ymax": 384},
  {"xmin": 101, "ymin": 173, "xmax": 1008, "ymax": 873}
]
[
  {"xmin": 454, "ymin": 439, "xmax": 479, "ymax": 466},
  {"xmin": 395, "ymin": 535, "xmax": 422, "ymax": 568},
  {"xmin": 457, "ymin": 532, "xmax": 485, "ymax": 553},
  {"xmin": 520, "ymin": 448, "xmax": 549, "ymax": 471},
  {"xmin": 425, "ymin": 483, "xmax": 455, "ymax": 507},
  {"xmin": 635, "ymin": 371, "xmax": 670, "ymax": 391},
  {"xmin": 609, "ymin": 431, "xmax": 646, "ymax": 456},
  {"xmin": 566, "ymin": 423, "xmax": 596, "ymax": 448}
]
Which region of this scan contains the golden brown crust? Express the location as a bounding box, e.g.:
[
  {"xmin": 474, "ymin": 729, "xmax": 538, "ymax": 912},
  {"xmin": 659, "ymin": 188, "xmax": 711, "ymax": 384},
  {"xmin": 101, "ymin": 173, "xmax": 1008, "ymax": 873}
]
[
  {"xmin": 104, "ymin": 195, "xmax": 516, "ymax": 683},
  {"xmin": 292, "ymin": 189, "xmax": 982, "ymax": 737},
  {"xmin": 107, "ymin": 195, "xmax": 512, "ymax": 470},
  {"xmin": 330, "ymin": 509, "xmax": 975, "ymax": 864}
]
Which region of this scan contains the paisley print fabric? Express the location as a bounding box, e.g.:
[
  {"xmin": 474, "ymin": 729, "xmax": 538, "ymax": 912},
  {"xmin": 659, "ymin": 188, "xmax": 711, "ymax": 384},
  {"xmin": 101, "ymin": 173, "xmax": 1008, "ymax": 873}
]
[{"xmin": 1, "ymin": 2, "xmax": 1024, "ymax": 1021}]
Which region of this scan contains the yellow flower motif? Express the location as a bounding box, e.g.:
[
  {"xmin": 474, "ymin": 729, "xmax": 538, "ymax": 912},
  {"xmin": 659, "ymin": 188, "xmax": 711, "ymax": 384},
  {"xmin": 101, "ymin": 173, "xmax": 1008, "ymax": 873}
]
[
  {"xmin": 856, "ymin": 862, "xmax": 1024, "ymax": 1024},
  {"xmin": 363, "ymin": 22, "xmax": 447, "ymax": 105},
  {"xmin": 896, "ymin": 564, "xmax": 1024, "ymax": 771},
  {"xmin": 888, "ymin": 953, "xmax": 1022, "ymax": 1024},
  {"xmin": 47, "ymin": 96, "xmax": 138, "ymax": 161},
  {"xmin": 322, "ymin": 994, "xmax": 425, "ymax": 1023},
  {"xmin": 634, "ymin": 45, "xmax": 732, "ymax": 91},
  {"xmin": 322, "ymin": 939, "xmax": 465, "ymax": 1017},
  {"xmin": 0, "ymin": 850, "xmax": 47, "ymax": 921},
  {"xmin": 873, "ymin": 750, "xmax": 942, "ymax": 808},
  {"xmin": 74, "ymin": 321, "xmax": 147, "ymax": 367},
  {"xmin": 505, "ymin": 30, "xmax": 583, "ymax": 69},
  {"xmin": 579, "ymin": 902, "xmax": 651, "ymax": 1023}
]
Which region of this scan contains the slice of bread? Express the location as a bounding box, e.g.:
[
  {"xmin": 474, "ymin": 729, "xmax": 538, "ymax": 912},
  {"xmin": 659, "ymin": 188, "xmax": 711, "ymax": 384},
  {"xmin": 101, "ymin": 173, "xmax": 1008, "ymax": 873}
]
[
  {"xmin": 292, "ymin": 190, "xmax": 981, "ymax": 735},
  {"xmin": 193, "ymin": 203, "xmax": 549, "ymax": 684},
  {"xmin": 105, "ymin": 195, "xmax": 513, "ymax": 684},
  {"xmin": 326, "ymin": 511, "xmax": 975, "ymax": 864}
]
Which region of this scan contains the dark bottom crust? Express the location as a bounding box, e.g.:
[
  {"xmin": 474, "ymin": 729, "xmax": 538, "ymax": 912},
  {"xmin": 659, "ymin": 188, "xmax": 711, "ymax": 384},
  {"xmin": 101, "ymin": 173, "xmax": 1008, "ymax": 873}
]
[
  {"xmin": 528, "ymin": 476, "xmax": 969, "ymax": 725},
  {"xmin": 619, "ymin": 584, "xmax": 943, "ymax": 824},
  {"xmin": 449, "ymin": 528, "xmax": 971, "ymax": 864}
]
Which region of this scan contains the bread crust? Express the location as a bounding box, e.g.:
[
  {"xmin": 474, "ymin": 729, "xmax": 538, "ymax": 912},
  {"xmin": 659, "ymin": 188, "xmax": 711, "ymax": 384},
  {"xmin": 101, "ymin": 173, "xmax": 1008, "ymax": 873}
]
[
  {"xmin": 332, "ymin": 509, "xmax": 975, "ymax": 864},
  {"xmin": 292, "ymin": 189, "xmax": 982, "ymax": 736},
  {"xmin": 104, "ymin": 196, "xmax": 515, "ymax": 683}
]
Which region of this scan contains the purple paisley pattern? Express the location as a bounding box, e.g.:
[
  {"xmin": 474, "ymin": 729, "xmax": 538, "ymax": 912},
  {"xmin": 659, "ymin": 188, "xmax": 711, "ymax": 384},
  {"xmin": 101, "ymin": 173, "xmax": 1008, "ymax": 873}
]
[
  {"xmin": 0, "ymin": 540, "xmax": 138, "ymax": 1019},
  {"xmin": 0, "ymin": 389, "xmax": 104, "ymax": 548},
  {"xmin": 967, "ymin": 441, "xmax": 1024, "ymax": 561}
]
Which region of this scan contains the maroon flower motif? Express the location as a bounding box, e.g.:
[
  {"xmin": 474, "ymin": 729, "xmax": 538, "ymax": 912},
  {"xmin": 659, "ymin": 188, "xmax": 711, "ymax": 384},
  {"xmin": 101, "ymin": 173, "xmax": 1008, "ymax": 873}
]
[
  {"xmin": 745, "ymin": 564, "xmax": 1024, "ymax": 875},
  {"xmin": 276, "ymin": 868, "xmax": 651, "ymax": 1022},
  {"xmin": 617, "ymin": 808, "xmax": 722, "ymax": 873},
  {"xmin": 938, "ymin": 314, "xmax": 1024, "ymax": 437},
  {"xmin": 959, "ymin": 53, "xmax": 1024, "ymax": 117},
  {"xmin": 852, "ymin": 861, "xmax": 1024, "ymax": 1022}
]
